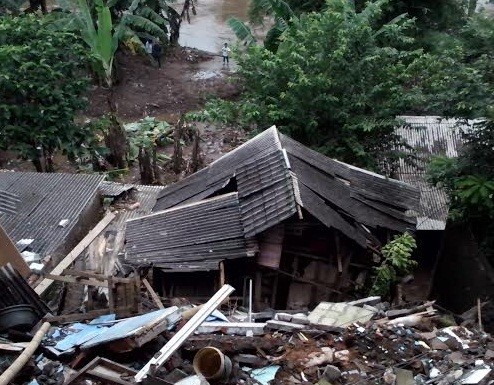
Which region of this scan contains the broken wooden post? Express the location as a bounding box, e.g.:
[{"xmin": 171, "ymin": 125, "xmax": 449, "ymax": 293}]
[
  {"xmin": 143, "ymin": 278, "xmax": 164, "ymax": 309},
  {"xmin": 0, "ymin": 322, "xmax": 51, "ymax": 385}
]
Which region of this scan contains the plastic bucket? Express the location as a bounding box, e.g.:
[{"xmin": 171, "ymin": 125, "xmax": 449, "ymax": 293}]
[{"xmin": 193, "ymin": 346, "xmax": 232, "ymax": 381}]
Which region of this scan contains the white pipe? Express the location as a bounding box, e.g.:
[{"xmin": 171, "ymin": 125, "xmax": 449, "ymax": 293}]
[
  {"xmin": 135, "ymin": 284, "xmax": 235, "ymax": 382},
  {"xmin": 248, "ymin": 279, "xmax": 253, "ymax": 323}
]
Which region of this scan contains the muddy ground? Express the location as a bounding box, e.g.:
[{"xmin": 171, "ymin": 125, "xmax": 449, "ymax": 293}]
[{"xmin": 87, "ymin": 47, "xmax": 240, "ymax": 123}]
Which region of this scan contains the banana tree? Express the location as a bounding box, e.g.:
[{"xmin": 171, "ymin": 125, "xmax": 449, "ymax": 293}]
[
  {"xmin": 228, "ymin": 0, "xmax": 296, "ymax": 51},
  {"xmin": 59, "ymin": 0, "xmax": 167, "ymax": 87}
]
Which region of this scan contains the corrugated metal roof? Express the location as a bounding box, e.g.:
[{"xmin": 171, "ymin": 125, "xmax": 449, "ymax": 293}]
[
  {"xmin": 125, "ymin": 193, "xmax": 248, "ymax": 269},
  {"xmin": 99, "ymin": 181, "xmax": 136, "ymax": 197},
  {"xmin": 0, "ymin": 172, "xmax": 104, "ymax": 257},
  {"xmin": 395, "ymin": 116, "xmax": 472, "ymax": 230},
  {"xmin": 0, "ymin": 263, "xmax": 50, "ymax": 318},
  {"xmin": 279, "ymin": 133, "xmax": 419, "ymax": 213},
  {"xmin": 154, "ymin": 126, "xmax": 282, "ymax": 211},
  {"xmin": 0, "ymin": 189, "xmax": 19, "ymax": 215}
]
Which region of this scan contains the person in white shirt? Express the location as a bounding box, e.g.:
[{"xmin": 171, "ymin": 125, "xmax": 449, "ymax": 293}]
[{"xmin": 221, "ymin": 43, "xmax": 231, "ymax": 65}]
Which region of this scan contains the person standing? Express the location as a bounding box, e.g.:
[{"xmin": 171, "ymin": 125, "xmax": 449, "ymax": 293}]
[
  {"xmin": 145, "ymin": 39, "xmax": 153, "ymax": 54},
  {"xmin": 152, "ymin": 39, "xmax": 163, "ymax": 68},
  {"xmin": 221, "ymin": 43, "xmax": 231, "ymax": 65}
]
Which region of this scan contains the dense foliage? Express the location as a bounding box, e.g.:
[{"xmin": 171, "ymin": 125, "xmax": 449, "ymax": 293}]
[
  {"xmin": 0, "ymin": 15, "xmax": 90, "ymax": 171},
  {"xmin": 218, "ymin": 0, "xmax": 493, "ymax": 172}
]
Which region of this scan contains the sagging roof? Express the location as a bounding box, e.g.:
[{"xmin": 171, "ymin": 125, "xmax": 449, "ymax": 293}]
[
  {"xmin": 99, "ymin": 181, "xmax": 136, "ymax": 197},
  {"xmin": 126, "ymin": 127, "xmax": 419, "ymax": 270},
  {"xmin": 126, "ymin": 193, "xmax": 250, "ymax": 271},
  {"xmin": 395, "ymin": 116, "xmax": 473, "ymax": 230},
  {"xmin": 0, "ymin": 171, "xmax": 104, "ymax": 257}
]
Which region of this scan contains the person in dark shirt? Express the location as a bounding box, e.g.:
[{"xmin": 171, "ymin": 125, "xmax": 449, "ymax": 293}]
[{"xmin": 152, "ymin": 40, "xmax": 163, "ymax": 68}]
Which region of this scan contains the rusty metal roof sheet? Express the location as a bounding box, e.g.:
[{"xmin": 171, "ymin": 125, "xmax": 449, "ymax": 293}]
[
  {"xmin": 0, "ymin": 172, "xmax": 104, "ymax": 257},
  {"xmin": 395, "ymin": 116, "xmax": 473, "ymax": 230}
]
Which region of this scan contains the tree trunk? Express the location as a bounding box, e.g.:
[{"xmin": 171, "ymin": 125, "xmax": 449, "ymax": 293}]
[
  {"xmin": 152, "ymin": 148, "xmax": 160, "ymax": 184},
  {"xmin": 45, "ymin": 148, "xmax": 54, "ymax": 172},
  {"xmin": 103, "ymin": 90, "xmax": 128, "ymax": 169},
  {"xmin": 190, "ymin": 127, "xmax": 201, "ymax": 173},
  {"xmin": 31, "ymin": 146, "xmax": 45, "ymax": 172},
  {"xmin": 172, "ymin": 116, "xmax": 184, "ymax": 174},
  {"xmin": 138, "ymin": 147, "xmax": 154, "ymax": 185}
]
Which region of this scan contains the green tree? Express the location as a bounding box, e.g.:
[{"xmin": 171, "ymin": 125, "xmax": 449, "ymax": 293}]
[
  {"xmin": 218, "ymin": 0, "xmax": 491, "ymax": 172},
  {"xmin": 218, "ymin": 0, "xmax": 430, "ymax": 171},
  {"xmin": 428, "ymin": 118, "xmax": 494, "ymax": 260},
  {"xmin": 370, "ymin": 231, "xmax": 417, "ymax": 298},
  {"xmin": 0, "ymin": 15, "xmax": 90, "ymax": 172}
]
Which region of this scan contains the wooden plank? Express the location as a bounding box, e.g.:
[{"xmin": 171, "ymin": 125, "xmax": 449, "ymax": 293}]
[
  {"xmin": 43, "ymin": 274, "xmax": 109, "ymax": 288},
  {"xmin": 0, "ymin": 224, "xmax": 30, "ymax": 278},
  {"xmin": 108, "ymin": 276, "xmax": 115, "ymax": 314},
  {"xmin": 60, "ymin": 270, "xmax": 134, "ymax": 284},
  {"xmin": 35, "ymin": 212, "xmax": 116, "ymax": 295},
  {"xmin": 219, "ymin": 261, "xmax": 225, "ymax": 286},
  {"xmin": 143, "ymin": 278, "xmax": 164, "ymax": 309}
]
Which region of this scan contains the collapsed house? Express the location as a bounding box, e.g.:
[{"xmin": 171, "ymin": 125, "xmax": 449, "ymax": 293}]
[{"xmin": 124, "ymin": 126, "xmax": 419, "ymax": 309}]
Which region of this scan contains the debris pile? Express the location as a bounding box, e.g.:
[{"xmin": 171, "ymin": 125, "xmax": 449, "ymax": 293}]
[{"xmin": 0, "ymin": 281, "xmax": 492, "ymax": 385}]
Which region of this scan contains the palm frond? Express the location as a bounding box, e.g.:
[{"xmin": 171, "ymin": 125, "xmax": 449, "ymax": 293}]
[
  {"xmin": 248, "ymin": 0, "xmax": 294, "ymax": 24},
  {"xmin": 121, "ymin": 13, "xmax": 167, "ymax": 41},
  {"xmin": 137, "ymin": 5, "xmax": 167, "ymax": 27},
  {"xmin": 227, "ymin": 17, "xmax": 256, "ymax": 46}
]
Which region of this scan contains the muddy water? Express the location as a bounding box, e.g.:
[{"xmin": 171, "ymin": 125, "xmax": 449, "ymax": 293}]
[{"xmin": 177, "ymin": 0, "xmax": 250, "ymax": 54}]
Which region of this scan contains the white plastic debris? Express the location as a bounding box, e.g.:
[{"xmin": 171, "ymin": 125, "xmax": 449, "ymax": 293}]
[{"xmin": 21, "ymin": 250, "xmax": 41, "ymax": 262}]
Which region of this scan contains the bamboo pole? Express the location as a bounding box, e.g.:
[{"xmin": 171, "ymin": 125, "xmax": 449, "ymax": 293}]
[{"xmin": 0, "ymin": 322, "xmax": 51, "ymax": 385}]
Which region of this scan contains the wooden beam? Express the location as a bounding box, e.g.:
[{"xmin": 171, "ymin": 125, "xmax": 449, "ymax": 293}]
[
  {"xmin": 63, "ymin": 269, "xmax": 133, "ymax": 283},
  {"xmin": 143, "ymin": 278, "xmax": 164, "ymax": 309},
  {"xmin": 219, "ymin": 261, "xmax": 225, "ymax": 286},
  {"xmin": 35, "ymin": 212, "xmax": 116, "ymax": 296},
  {"xmin": 43, "ymin": 274, "xmax": 109, "ymax": 287}
]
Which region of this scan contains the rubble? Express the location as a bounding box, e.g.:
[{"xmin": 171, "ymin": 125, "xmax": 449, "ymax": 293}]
[{"xmin": 0, "ymin": 263, "xmax": 493, "ymax": 385}]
